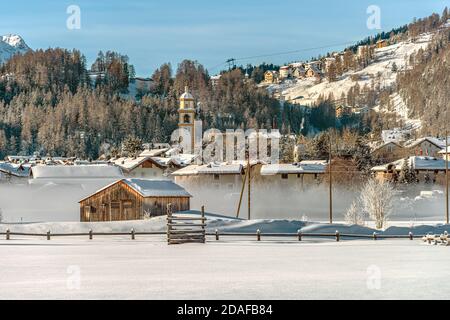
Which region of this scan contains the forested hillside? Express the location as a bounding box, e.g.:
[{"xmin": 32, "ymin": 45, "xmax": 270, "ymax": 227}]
[{"xmin": 396, "ymin": 24, "xmax": 450, "ymax": 135}]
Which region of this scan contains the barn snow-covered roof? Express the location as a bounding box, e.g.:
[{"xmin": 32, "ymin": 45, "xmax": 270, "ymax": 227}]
[
  {"xmin": 79, "ymin": 178, "xmax": 191, "ymax": 202},
  {"xmin": 123, "ymin": 179, "xmax": 191, "ymax": 197}
]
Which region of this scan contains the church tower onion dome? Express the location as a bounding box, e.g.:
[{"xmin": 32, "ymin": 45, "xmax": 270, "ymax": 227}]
[{"xmin": 179, "ymin": 86, "xmax": 195, "ymax": 109}]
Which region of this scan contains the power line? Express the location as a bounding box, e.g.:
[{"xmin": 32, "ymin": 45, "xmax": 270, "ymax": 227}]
[{"xmin": 207, "ymin": 40, "xmax": 358, "ymax": 72}]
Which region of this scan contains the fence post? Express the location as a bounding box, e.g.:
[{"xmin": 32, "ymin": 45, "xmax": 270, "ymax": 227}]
[
  {"xmin": 215, "ymin": 229, "xmax": 219, "ymax": 241},
  {"xmin": 47, "ymin": 230, "xmax": 51, "ymax": 241},
  {"xmin": 409, "ymin": 232, "xmax": 413, "ymax": 241},
  {"xmin": 297, "ymin": 230, "xmax": 302, "ymax": 241},
  {"xmin": 257, "ymin": 229, "xmax": 261, "ymax": 241},
  {"xmin": 201, "ymin": 205, "xmax": 206, "ymax": 244},
  {"xmin": 166, "ymin": 203, "xmax": 172, "ymax": 244},
  {"xmin": 335, "ymin": 230, "xmax": 340, "ymax": 242},
  {"xmin": 373, "ymin": 232, "xmax": 377, "ymax": 241},
  {"xmin": 6, "ymin": 229, "xmax": 10, "ymax": 240},
  {"xmin": 89, "ymin": 229, "xmax": 93, "ymax": 240},
  {"xmin": 131, "ymin": 228, "xmax": 135, "ymax": 240}
]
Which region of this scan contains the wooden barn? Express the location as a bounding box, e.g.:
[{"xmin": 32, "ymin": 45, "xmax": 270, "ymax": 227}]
[{"xmin": 79, "ymin": 179, "xmax": 191, "ymax": 222}]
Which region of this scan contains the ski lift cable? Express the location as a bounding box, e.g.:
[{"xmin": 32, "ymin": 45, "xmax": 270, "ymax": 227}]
[{"xmin": 207, "ymin": 40, "xmax": 359, "ymax": 72}]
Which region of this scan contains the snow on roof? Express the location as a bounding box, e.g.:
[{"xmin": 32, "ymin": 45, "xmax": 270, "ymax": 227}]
[
  {"xmin": 171, "ymin": 162, "xmax": 244, "ymax": 176},
  {"xmin": 112, "ymin": 156, "xmax": 163, "ymax": 171},
  {"xmin": 79, "ymin": 179, "xmax": 191, "ymax": 202},
  {"xmin": 371, "ymin": 156, "xmax": 449, "ymax": 172},
  {"xmin": 404, "ymin": 137, "xmax": 446, "ymax": 149},
  {"xmin": 170, "ymin": 154, "xmax": 197, "ymax": 167},
  {"xmin": 260, "ymin": 161, "xmax": 327, "ymax": 175},
  {"xmin": 123, "ymin": 179, "xmax": 191, "ymax": 197},
  {"xmin": 0, "ymin": 162, "xmax": 31, "ymax": 177},
  {"xmin": 31, "ymin": 165, "xmax": 123, "ymax": 179},
  {"xmin": 139, "ymin": 148, "xmax": 168, "ymax": 157}
]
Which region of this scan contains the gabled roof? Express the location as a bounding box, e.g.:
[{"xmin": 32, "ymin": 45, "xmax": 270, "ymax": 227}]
[
  {"xmin": 371, "ymin": 156, "xmax": 448, "ymax": 172},
  {"xmin": 370, "ymin": 141, "xmax": 403, "ymax": 153},
  {"xmin": 404, "ymin": 137, "xmax": 446, "ymax": 149},
  {"xmin": 79, "ymin": 178, "xmax": 191, "ymax": 202},
  {"xmin": 112, "ymin": 156, "xmax": 166, "ymax": 172}
]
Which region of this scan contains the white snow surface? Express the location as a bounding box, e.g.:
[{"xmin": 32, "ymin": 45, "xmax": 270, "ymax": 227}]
[
  {"xmin": 1, "ymin": 213, "xmax": 449, "ymax": 299},
  {"xmin": 1, "ymin": 235, "xmax": 450, "ymax": 299}
]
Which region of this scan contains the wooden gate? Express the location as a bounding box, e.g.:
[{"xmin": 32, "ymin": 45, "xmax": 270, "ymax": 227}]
[{"xmin": 166, "ymin": 204, "xmax": 206, "ymax": 245}]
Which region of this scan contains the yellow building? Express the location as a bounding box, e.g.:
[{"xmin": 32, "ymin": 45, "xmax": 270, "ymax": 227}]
[
  {"xmin": 178, "ymin": 86, "xmax": 196, "ymax": 153},
  {"xmin": 376, "ymin": 39, "xmax": 388, "ymax": 49},
  {"xmin": 264, "ymin": 70, "xmax": 279, "ymax": 83}
]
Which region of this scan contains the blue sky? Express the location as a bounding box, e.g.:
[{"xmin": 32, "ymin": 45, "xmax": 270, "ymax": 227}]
[{"xmin": 0, "ymin": 0, "xmax": 448, "ymax": 76}]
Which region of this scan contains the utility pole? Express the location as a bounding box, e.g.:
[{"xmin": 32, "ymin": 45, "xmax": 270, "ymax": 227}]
[
  {"xmin": 329, "ymin": 133, "xmax": 333, "ymax": 224},
  {"xmin": 248, "ymin": 156, "xmax": 251, "ymax": 220},
  {"xmin": 446, "ymin": 129, "xmax": 449, "ymax": 225}
]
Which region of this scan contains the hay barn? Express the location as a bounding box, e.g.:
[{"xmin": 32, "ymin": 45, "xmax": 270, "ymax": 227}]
[{"xmin": 79, "ymin": 179, "xmax": 191, "ymax": 222}]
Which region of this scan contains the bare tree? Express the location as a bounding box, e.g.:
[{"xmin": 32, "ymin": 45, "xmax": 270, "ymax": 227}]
[
  {"xmin": 359, "ymin": 178, "xmax": 394, "ymax": 229},
  {"xmin": 345, "ymin": 200, "xmax": 365, "ymax": 226}
]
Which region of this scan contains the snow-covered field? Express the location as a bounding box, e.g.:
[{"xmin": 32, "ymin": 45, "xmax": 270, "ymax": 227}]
[
  {"xmin": 1, "ymin": 214, "xmax": 449, "ymax": 300},
  {"xmin": 1, "ymin": 236, "xmax": 449, "ymax": 300}
]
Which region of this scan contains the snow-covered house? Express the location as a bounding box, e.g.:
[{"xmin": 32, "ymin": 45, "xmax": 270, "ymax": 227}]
[
  {"xmin": 371, "ymin": 156, "xmax": 448, "ymax": 183},
  {"xmin": 305, "ymin": 64, "xmax": 322, "ymax": 78},
  {"xmin": 370, "ymin": 141, "xmax": 405, "ymax": 162},
  {"xmin": 172, "ymin": 162, "xmax": 246, "ymax": 191},
  {"xmin": 279, "ymin": 66, "xmax": 291, "ymax": 79},
  {"xmin": 404, "ymin": 137, "xmax": 446, "ymax": 157},
  {"xmin": 259, "ymin": 160, "xmax": 327, "ymax": 188},
  {"xmin": 79, "ymin": 179, "xmax": 191, "ymax": 222},
  {"xmin": 111, "ymin": 156, "xmax": 172, "ymax": 179},
  {"xmin": 292, "ymin": 65, "xmax": 306, "ymax": 79},
  {"xmin": 381, "ymin": 129, "xmax": 409, "ymax": 144}
]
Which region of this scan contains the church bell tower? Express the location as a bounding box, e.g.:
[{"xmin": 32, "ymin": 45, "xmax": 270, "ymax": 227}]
[{"xmin": 178, "ymin": 86, "xmax": 196, "ymax": 152}]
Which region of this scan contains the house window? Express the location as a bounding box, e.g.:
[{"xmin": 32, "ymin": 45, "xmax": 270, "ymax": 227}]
[
  {"xmin": 281, "ymin": 174, "xmax": 288, "ymax": 180},
  {"xmin": 183, "ymin": 114, "xmax": 190, "ymax": 124},
  {"xmin": 214, "ymin": 174, "xmax": 220, "ymax": 180}
]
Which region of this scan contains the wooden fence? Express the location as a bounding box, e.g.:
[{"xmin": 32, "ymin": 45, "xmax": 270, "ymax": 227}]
[
  {"xmin": 0, "ymin": 228, "xmax": 426, "ymax": 242},
  {"xmin": 166, "ymin": 204, "xmax": 206, "ymax": 245}
]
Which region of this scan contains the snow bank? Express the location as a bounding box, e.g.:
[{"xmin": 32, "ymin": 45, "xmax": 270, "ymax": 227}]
[{"xmin": 1, "ymin": 210, "xmax": 448, "ymax": 237}]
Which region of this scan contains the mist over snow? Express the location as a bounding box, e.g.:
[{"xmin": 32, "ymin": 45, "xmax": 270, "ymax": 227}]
[{"xmin": 0, "ymin": 180, "xmax": 445, "ymax": 223}]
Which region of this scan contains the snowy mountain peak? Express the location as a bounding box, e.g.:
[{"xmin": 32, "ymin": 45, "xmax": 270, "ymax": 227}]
[{"xmin": 0, "ymin": 34, "xmax": 31, "ymax": 64}]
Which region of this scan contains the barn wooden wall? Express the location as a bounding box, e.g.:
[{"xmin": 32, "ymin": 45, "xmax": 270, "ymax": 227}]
[{"xmin": 79, "ymin": 181, "xmax": 190, "ymax": 222}]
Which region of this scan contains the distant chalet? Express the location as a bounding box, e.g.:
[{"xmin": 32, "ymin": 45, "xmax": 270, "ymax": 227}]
[{"xmin": 79, "ymin": 179, "xmax": 191, "ymax": 222}]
